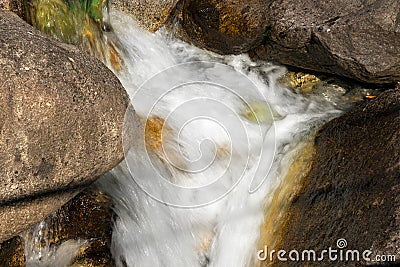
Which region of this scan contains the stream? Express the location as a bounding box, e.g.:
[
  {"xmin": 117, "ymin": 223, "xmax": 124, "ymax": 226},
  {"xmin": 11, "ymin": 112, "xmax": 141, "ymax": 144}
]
[{"xmin": 23, "ymin": 9, "xmax": 357, "ymax": 267}]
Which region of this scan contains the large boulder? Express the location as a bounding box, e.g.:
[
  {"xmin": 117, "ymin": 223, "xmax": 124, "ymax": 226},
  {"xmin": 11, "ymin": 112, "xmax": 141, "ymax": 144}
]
[
  {"xmin": 0, "ymin": 10, "xmax": 130, "ymax": 242},
  {"xmin": 251, "ymin": 0, "xmax": 400, "ymax": 85},
  {"xmin": 110, "ymin": 0, "xmax": 179, "ymax": 32},
  {"xmin": 268, "ymin": 89, "xmax": 400, "ymax": 266}
]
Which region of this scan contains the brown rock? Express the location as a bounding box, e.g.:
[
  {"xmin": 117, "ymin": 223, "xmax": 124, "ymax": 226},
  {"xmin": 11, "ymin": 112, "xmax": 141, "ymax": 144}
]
[
  {"xmin": 0, "ymin": 236, "xmax": 25, "ymax": 267},
  {"xmin": 0, "ymin": 189, "xmax": 80, "ymax": 245},
  {"xmin": 0, "ymin": 10, "xmax": 130, "ymax": 241},
  {"xmin": 110, "ymin": 0, "xmax": 179, "ymax": 32},
  {"xmin": 172, "ymin": 0, "xmax": 269, "ymax": 54},
  {"xmin": 270, "ymin": 89, "xmax": 400, "ymax": 266},
  {"xmin": 25, "ymin": 189, "xmax": 115, "ymax": 266},
  {"xmin": 251, "ymin": 0, "xmax": 400, "ymax": 85},
  {"xmin": 0, "ymin": 0, "xmax": 11, "ymax": 10},
  {"xmin": 0, "ymin": 0, "xmax": 27, "ymax": 19},
  {"xmin": 0, "ymin": 189, "xmax": 115, "ymax": 266}
]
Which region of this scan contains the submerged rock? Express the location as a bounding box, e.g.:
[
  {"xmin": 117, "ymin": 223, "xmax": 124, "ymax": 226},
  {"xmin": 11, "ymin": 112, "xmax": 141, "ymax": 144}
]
[
  {"xmin": 110, "ymin": 0, "xmax": 179, "ymax": 32},
  {"xmin": 0, "ymin": 10, "xmax": 130, "ymax": 242},
  {"xmin": 270, "ymin": 89, "xmax": 400, "ymax": 266}
]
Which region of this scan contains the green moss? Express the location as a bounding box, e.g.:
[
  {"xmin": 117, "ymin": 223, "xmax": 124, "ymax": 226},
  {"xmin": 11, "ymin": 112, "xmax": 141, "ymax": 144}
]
[
  {"xmin": 31, "ymin": 0, "xmax": 108, "ymax": 44},
  {"xmin": 33, "ymin": 0, "xmax": 84, "ymax": 43},
  {"xmin": 80, "ymin": 0, "xmax": 107, "ymax": 22}
]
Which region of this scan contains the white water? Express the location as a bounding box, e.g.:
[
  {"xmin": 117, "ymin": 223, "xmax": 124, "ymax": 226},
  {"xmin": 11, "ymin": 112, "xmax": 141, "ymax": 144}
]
[{"xmin": 95, "ymin": 10, "xmax": 346, "ymax": 267}]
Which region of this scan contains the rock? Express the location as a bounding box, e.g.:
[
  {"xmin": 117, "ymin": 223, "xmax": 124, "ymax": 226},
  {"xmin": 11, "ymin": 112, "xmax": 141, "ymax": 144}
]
[
  {"xmin": 278, "ymin": 70, "xmax": 381, "ymax": 106},
  {"xmin": 0, "ymin": 0, "xmax": 11, "ymax": 10},
  {"xmin": 0, "ymin": 10, "xmax": 130, "ymax": 241},
  {"xmin": 0, "ymin": 189, "xmax": 115, "ymax": 266},
  {"xmin": 171, "ymin": 0, "xmax": 269, "ymax": 54},
  {"xmin": 0, "ymin": 189, "xmax": 81, "ymax": 245},
  {"xmin": 269, "ymin": 89, "xmax": 400, "ymax": 266},
  {"xmin": 0, "ymin": 236, "xmax": 25, "ymax": 267},
  {"xmin": 24, "ymin": 189, "xmax": 115, "ymax": 266},
  {"xmin": 0, "ymin": 0, "xmax": 27, "ymax": 19},
  {"xmin": 110, "ymin": 0, "xmax": 179, "ymax": 32},
  {"xmin": 168, "ymin": 0, "xmax": 400, "ymax": 84},
  {"xmin": 250, "ymin": 0, "xmax": 400, "ymax": 85}
]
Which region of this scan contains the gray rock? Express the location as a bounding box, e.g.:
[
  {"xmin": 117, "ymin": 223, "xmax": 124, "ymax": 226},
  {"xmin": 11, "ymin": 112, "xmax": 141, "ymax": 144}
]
[
  {"xmin": 0, "ymin": 10, "xmax": 130, "ymax": 241},
  {"xmin": 110, "ymin": 0, "xmax": 179, "ymax": 32},
  {"xmin": 250, "ymin": 0, "xmax": 400, "ymax": 85}
]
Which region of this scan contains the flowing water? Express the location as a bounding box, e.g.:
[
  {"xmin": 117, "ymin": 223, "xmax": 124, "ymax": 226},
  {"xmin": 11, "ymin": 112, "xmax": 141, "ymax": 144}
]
[
  {"xmin": 94, "ymin": 11, "xmax": 348, "ymax": 267},
  {"xmin": 22, "ymin": 8, "xmax": 362, "ymax": 267}
]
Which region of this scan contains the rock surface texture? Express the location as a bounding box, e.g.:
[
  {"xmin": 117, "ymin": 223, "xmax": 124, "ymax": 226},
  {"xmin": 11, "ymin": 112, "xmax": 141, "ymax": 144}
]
[
  {"xmin": 250, "ymin": 0, "xmax": 400, "ymax": 85},
  {"xmin": 0, "ymin": 0, "xmax": 27, "ymax": 18},
  {"xmin": 110, "ymin": 0, "xmax": 179, "ymax": 32},
  {"xmin": 116, "ymin": 0, "xmax": 400, "ymax": 85},
  {"xmin": 172, "ymin": 0, "xmax": 269, "ymax": 54},
  {"xmin": 270, "ymin": 89, "xmax": 400, "ymax": 266},
  {"xmin": 0, "ymin": 0, "xmax": 11, "ymax": 10},
  {"xmin": 0, "ymin": 189, "xmax": 114, "ymax": 266},
  {"xmin": 0, "ymin": 189, "xmax": 81, "ymax": 247},
  {"xmin": 0, "ymin": 236, "xmax": 25, "ymax": 267},
  {"xmin": 0, "ymin": 10, "xmax": 129, "ymax": 242},
  {"xmin": 25, "ymin": 189, "xmax": 115, "ymax": 266}
]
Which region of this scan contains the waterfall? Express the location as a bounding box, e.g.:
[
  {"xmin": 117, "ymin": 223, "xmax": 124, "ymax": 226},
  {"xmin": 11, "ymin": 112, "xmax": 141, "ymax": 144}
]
[{"xmin": 95, "ymin": 10, "xmax": 345, "ymax": 267}]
